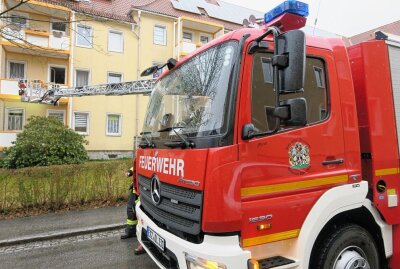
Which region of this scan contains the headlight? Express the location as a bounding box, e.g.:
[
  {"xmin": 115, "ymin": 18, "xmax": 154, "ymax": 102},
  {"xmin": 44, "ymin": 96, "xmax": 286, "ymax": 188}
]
[{"xmin": 185, "ymin": 253, "xmax": 227, "ymax": 269}]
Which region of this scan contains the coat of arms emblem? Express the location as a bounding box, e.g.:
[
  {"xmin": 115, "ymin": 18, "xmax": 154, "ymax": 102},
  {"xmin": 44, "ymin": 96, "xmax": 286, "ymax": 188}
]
[{"xmin": 288, "ymin": 142, "xmax": 310, "ymax": 169}]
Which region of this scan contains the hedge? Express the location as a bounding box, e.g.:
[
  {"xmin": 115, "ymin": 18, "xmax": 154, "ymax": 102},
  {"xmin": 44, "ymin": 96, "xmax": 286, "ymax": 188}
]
[{"xmin": 0, "ymin": 159, "xmax": 132, "ymax": 212}]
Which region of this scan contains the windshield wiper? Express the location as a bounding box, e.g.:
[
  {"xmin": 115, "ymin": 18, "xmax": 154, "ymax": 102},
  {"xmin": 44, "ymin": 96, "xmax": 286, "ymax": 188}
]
[
  {"xmin": 158, "ymin": 126, "xmax": 195, "ymax": 149},
  {"xmin": 139, "ymin": 131, "xmax": 155, "ymax": 148}
]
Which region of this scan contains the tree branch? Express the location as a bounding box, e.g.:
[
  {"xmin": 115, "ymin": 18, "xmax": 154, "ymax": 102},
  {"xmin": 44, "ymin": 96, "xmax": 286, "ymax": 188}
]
[{"xmin": 0, "ymin": 0, "xmax": 31, "ymax": 16}]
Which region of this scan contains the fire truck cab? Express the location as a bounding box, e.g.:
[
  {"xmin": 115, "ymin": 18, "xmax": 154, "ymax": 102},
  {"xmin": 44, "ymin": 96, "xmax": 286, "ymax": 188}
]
[{"xmin": 136, "ymin": 1, "xmax": 400, "ymax": 268}]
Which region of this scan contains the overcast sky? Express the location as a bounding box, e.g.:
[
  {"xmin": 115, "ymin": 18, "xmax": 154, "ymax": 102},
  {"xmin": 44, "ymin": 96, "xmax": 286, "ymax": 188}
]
[{"xmin": 222, "ymin": 0, "xmax": 400, "ymax": 37}]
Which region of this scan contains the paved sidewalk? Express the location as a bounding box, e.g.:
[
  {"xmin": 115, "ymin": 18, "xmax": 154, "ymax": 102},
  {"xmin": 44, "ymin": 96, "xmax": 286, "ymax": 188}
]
[{"xmin": 0, "ymin": 206, "xmax": 126, "ymax": 246}]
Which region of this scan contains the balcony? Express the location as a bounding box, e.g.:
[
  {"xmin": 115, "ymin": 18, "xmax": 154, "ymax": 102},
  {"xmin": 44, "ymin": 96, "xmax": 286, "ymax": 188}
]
[
  {"xmin": 0, "ymin": 132, "xmax": 17, "ymax": 149},
  {"xmin": 1, "ymin": 0, "xmax": 71, "ymax": 59},
  {"xmin": 2, "ymin": 28, "xmax": 70, "ymax": 59},
  {"xmin": 0, "ymin": 79, "xmax": 68, "ymax": 104},
  {"xmin": 175, "ymin": 16, "xmax": 224, "ymax": 59}
]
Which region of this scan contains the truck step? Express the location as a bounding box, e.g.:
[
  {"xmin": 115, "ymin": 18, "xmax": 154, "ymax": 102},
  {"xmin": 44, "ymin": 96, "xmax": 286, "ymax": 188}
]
[{"xmin": 258, "ymin": 256, "xmax": 299, "ymax": 269}]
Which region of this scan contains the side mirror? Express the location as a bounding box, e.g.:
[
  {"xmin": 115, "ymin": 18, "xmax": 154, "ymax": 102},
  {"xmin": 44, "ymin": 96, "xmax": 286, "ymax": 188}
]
[
  {"xmin": 280, "ymin": 98, "xmax": 307, "ymax": 126},
  {"xmin": 274, "ymin": 30, "xmax": 306, "ymax": 93},
  {"xmin": 141, "ymin": 65, "xmax": 158, "ymax": 77},
  {"xmin": 242, "ymin": 123, "xmax": 255, "ymax": 140}
]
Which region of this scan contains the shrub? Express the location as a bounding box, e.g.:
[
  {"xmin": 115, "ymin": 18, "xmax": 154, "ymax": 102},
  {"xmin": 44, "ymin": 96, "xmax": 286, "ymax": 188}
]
[
  {"xmin": 1, "ymin": 116, "xmax": 88, "ymax": 169},
  {"xmin": 0, "ymin": 159, "xmax": 132, "ymax": 212}
]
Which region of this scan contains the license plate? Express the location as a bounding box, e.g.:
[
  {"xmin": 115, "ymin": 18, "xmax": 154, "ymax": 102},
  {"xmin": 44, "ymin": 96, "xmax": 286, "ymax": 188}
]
[{"xmin": 147, "ymin": 227, "xmax": 165, "ymax": 252}]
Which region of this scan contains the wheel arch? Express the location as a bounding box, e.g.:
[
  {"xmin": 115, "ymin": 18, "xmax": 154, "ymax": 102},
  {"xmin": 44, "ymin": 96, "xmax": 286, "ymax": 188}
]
[{"xmin": 294, "ymin": 181, "xmax": 392, "ymax": 268}]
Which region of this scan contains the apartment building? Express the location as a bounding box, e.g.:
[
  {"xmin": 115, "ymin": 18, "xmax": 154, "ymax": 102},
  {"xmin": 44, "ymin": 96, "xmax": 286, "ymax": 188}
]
[{"xmin": 0, "ymin": 0, "xmax": 263, "ymax": 158}]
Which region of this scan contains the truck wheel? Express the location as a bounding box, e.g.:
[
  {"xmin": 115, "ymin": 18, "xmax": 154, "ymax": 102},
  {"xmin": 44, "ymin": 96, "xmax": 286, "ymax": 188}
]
[{"xmin": 312, "ymin": 224, "xmax": 379, "ymax": 269}]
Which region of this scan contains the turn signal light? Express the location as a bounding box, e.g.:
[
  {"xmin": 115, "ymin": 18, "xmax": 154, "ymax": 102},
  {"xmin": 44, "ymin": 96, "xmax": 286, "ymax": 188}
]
[{"xmin": 247, "ymin": 259, "xmax": 260, "ymax": 269}]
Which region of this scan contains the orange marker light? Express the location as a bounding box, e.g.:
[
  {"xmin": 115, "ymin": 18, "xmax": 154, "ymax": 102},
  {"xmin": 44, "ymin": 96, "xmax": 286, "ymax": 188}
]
[
  {"xmin": 257, "ymin": 223, "xmax": 272, "ymax": 231},
  {"xmin": 247, "ymin": 259, "xmax": 259, "ymax": 269}
]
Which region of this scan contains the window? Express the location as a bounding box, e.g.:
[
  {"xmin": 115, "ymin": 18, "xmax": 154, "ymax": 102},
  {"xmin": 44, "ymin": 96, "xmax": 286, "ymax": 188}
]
[
  {"xmin": 10, "ymin": 14, "xmax": 27, "ymax": 28},
  {"xmin": 50, "ymin": 66, "xmax": 66, "ymax": 84},
  {"xmin": 74, "ymin": 112, "xmax": 89, "ymax": 135},
  {"xmin": 8, "ymin": 61, "xmax": 25, "ymax": 79},
  {"xmin": 47, "ymin": 110, "xmax": 65, "ymax": 124},
  {"xmin": 51, "ymin": 21, "xmax": 67, "ymax": 33},
  {"xmin": 108, "ymin": 30, "xmax": 123, "ymax": 52},
  {"xmin": 200, "ymin": 35, "xmax": 209, "ymax": 44},
  {"xmin": 183, "ymin": 31, "xmax": 193, "ymax": 42},
  {"xmin": 106, "ymin": 114, "xmax": 122, "ymax": 136},
  {"xmin": 153, "ymin": 25, "xmax": 166, "ymax": 45},
  {"xmin": 6, "ymin": 108, "xmax": 24, "ymax": 131},
  {"xmin": 107, "ymin": 72, "xmax": 122, "ymax": 83},
  {"xmin": 75, "ymin": 69, "xmax": 90, "ymax": 87},
  {"xmin": 251, "ymin": 53, "xmax": 328, "ymax": 133},
  {"xmin": 76, "ymin": 25, "xmax": 92, "ymax": 47},
  {"xmin": 198, "ymin": 7, "xmax": 208, "ymax": 16}
]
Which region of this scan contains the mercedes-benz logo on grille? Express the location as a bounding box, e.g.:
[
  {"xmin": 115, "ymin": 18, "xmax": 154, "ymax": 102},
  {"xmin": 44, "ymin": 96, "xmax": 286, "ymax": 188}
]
[{"xmin": 150, "ymin": 175, "xmax": 161, "ymax": 205}]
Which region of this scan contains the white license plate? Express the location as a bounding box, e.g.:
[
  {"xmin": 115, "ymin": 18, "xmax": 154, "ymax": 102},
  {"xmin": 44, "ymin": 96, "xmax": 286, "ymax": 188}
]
[{"xmin": 147, "ymin": 227, "xmax": 165, "ymax": 252}]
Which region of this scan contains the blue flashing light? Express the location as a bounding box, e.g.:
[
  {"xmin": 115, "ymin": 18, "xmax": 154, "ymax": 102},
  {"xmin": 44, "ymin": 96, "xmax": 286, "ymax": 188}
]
[{"xmin": 264, "ymin": 0, "xmax": 309, "ymax": 24}]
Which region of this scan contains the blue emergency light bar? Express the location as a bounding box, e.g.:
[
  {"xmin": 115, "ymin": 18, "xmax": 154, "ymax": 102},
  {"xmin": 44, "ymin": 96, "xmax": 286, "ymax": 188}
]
[{"xmin": 264, "ymin": 0, "xmax": 309, "ymax": 24}]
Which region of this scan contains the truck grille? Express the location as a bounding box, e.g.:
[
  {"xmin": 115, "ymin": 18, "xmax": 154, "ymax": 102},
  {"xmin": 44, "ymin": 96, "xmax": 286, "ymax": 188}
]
[{"xmin": 138, "ymin": 174, "xmax": 203, "ymax": 237}]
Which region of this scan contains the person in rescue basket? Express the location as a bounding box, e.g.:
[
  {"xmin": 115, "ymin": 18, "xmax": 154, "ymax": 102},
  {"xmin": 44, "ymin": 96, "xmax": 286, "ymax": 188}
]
[{"xmin": 120, "ymin": 161, "xmax": 146, "ymax": 255}]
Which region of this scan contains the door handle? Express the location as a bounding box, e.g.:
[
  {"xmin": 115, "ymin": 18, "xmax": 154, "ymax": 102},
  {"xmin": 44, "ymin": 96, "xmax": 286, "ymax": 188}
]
[{"xmin": 322, "ymin": 158, "xmax": 344, "ymax": 165}]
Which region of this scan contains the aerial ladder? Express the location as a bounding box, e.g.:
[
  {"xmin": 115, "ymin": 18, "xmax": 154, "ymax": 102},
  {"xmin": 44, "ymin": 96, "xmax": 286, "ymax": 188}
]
[{"xmin": 18, "ymin": 79, "xmax": 155, "ymax": 104}]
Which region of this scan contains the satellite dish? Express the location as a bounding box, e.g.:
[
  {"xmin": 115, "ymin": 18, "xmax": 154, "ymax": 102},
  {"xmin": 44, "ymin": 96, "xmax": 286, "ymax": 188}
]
[
  {"xmin": 243, "ymin": 18, "xmax": 249, "ymax": 28},
  {"xmin": 249, "ymin": 15, "xmax": 257, "ymax": 24}
]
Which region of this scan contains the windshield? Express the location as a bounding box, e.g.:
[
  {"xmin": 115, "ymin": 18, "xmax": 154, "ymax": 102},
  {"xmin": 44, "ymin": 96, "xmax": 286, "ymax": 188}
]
[{"xmin": 142, "ymin": 41, "xmax": 238, "ymax": 140}]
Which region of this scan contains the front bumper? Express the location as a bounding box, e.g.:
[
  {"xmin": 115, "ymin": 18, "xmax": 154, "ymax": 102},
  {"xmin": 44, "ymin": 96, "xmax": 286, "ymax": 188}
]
[{"xmin": 136, "ymin": 202, "xmax": 251, "ymax": 269}]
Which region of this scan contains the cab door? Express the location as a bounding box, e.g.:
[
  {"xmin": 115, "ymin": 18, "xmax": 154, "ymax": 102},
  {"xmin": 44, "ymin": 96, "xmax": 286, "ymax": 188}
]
[{"xmin": 237, "ymin": 47, "xmax": 348, "ymax": 248}]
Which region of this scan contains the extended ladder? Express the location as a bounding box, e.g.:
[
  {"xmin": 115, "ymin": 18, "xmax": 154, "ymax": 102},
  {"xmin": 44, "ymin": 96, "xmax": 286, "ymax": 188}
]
[{"xmin": 19, "ymin": 79, "xmax": 155, "ymax": 104}]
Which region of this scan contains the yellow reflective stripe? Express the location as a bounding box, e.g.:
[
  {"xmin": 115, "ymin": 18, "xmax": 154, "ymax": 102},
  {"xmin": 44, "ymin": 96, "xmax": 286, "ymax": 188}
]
[
  {"xmin": 375, "ymin": 168, "xmax": 399, "ymax": 176},
  {"xmin": 242, "ymin": 229, "xmax": 300, "ymax": 248},
  {"xmin": 241, "ymin": 174, "xmax": 348, "ymax": 197},
  {"xmin": 135, "ymin": 199, "xmax": 140, "ymax": 204},
  {"xmin": 127, "ymin": 219, "xmax": 138, "ymax": 225},
  {"xmin": 388, "ymin": 189, "xmax": 397, "ymax": 195}
]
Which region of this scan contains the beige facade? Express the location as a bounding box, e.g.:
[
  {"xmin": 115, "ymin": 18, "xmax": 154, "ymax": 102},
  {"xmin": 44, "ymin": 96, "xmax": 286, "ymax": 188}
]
[{"xmin": 0, "ymin": 0, "xmax": 236, "ymax": 158}]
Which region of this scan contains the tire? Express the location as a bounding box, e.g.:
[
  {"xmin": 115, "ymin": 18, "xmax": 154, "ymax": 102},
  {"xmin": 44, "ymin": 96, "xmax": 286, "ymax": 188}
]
[{"xmin": 311, "ymin": 224, "xmax": 380, "ymax": 269}]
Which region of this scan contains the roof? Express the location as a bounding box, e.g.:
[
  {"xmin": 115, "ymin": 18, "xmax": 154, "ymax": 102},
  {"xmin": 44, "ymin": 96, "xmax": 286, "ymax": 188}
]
[
  {"xmin": 348, "ymin": 20, "xmax": 400, "ymax": 46},
  {"xmin": 131, "ymin": 0, "xmax": 261, "ymax": 30},
  {"xmin": 39, "ymin": 0, "xmax": 135, "ymax": 23}
]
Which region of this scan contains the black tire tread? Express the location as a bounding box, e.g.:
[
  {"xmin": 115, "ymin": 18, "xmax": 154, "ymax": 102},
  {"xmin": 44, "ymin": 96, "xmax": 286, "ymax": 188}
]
[{"xmin": 312, "ymin": 223, "xmax": 379, "ymax": 269}]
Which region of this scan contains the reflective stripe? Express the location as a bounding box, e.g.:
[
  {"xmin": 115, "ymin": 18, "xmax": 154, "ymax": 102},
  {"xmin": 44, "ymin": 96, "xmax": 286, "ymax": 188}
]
[
  {"xmin": 127, "ymin": 219, "xmax": 138, "ymax": 225},
  {"xmin": 242, "ymin": 229, "xmax": 300, "ymax": 248},
  {"xmin": 241, "ymin": 174, "xmax": 348, "ymax": 197},
  {"xmin": 375, "ymin": 167, "xmax": 399, "ymax": 176},
  {"xmin": 135, "ymin": 198, "xmax": 140, "ymax": 204}
]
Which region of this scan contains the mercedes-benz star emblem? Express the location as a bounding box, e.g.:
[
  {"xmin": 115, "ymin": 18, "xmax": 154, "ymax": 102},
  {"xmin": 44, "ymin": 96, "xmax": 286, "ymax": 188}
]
[{"xmin": 150, "ymin": 175, "xmax": 161, "ymax": 205}]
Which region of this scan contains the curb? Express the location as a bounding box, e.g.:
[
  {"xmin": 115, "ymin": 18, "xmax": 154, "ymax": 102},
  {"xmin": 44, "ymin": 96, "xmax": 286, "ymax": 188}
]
[{"xmin": 0, "ymin": 223, "xmax": 125, "ymax": 248}]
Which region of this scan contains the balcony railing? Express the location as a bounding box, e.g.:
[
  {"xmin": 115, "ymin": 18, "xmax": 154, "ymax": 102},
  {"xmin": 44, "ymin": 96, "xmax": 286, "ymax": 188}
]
[{"xmin": 2, "ymin": 27, "xmax": 70, "ymax": 52}]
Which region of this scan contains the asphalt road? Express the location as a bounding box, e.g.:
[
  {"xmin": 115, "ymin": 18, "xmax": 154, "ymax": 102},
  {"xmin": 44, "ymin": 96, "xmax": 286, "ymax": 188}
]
[{"xmin": 0, "ymin": 230, "xmax": 158, "ymax": 269}]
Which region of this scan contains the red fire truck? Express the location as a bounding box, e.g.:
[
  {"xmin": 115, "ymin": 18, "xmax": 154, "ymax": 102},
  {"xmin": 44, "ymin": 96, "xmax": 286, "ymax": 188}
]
[{"xmin": 135, "ymin": 1, "xmax": 400, "ymax": 268}]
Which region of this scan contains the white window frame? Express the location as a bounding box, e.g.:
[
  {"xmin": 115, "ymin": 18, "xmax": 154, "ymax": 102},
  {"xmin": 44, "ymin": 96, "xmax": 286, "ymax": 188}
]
[
  {"xmin": 76, "ymin": 24, "xmax": 93, "ymax": 48},
  {"xmin": 183, "ymin": 30, "xmax": 194, "ymax": 43},
  {"xmin": 7, "ymin": 60, "xmax": 27, "ymax": 79},
  {"xmin": 108, "ymin": 30, "xmax": 124, "ymax": 53},
  {"xmin": 73, "ymin": 111, "xmax": 90, "ymax": 135},
  {"xmin": 50, "ymin": 19, "xmax": 68, "ymax": 35},
  {"xmin": 74, "ymin": 68, "xmax": 91, "ymax": 87},
  {"xmin": 47, "ymin": 109, "xmax": 66, "ymax": 124},
  {"xmin": 48, "ymin": 64, "xmax": 67, "ymax": 85},
  {"xmin": 5, "ymin": 107, "xmax": 25, "ymax": 131},
  {"xmin": 107, "ymin": 72, "xmax": 123, "ymax": 83},
  {"xmin": 106, "ymin": 113, "xmax": 122, "ymax": 136},
  {"xmin": 153, "ymin": 24, "xmax": 167, "ymax": 46},
  {"xmin": 199, "ymin": 33, "xmax": 212, "ymax": 44}
]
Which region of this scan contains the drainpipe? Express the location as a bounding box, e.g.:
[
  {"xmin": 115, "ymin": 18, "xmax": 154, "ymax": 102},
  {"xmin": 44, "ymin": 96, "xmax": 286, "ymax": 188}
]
[
  {"xmin": 68, "ymin": 11, "xmax": 76, "ymax": 129},
  {"xmin": 134, "ymin": 10, "xmax": 142, "ymax": 153}
]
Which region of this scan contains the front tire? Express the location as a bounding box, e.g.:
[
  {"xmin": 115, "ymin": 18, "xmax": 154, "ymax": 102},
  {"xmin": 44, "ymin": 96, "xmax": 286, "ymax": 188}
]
[{"xmin": 311, "ymin": 224, "xmax": 380, "ymax": 269}]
